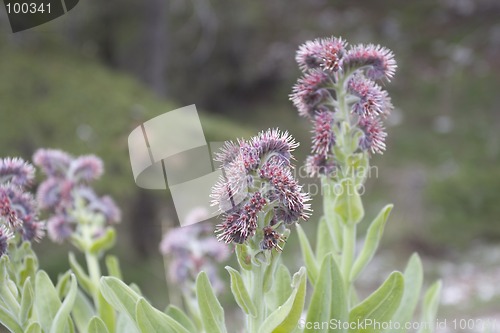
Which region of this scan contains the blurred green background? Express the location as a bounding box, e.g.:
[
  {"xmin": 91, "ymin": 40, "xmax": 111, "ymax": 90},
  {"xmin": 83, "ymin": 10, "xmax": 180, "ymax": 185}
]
[{"xmin": 1, "ymin": 0, "xmax": 499, "ymax": 326}]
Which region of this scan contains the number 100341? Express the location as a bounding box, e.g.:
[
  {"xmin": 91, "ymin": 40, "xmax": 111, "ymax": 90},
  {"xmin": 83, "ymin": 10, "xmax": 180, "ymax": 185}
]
[{"xmin": 5, "ymin": 2, "xmax": 51, "ymax": 14}]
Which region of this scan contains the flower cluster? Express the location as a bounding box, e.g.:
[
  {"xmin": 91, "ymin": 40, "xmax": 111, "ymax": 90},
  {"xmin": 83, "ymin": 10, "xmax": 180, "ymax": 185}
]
[
  {"xmin": 291, "ymin": 36, "xmax": 397, "ymax": 177},
  {"xmin": 33, "ymin": 149, "xmax": 120, "ymax": 242},
  {"xmin": 160, "ymin": 208, "xmax": 230, "ymax": 292},
  {"xmin": 0, "ymin": 158, "xmax": 44, "ymax": 256},
  {"xmin": 211, "ymin": 129, "xmax": 311, "ymax": 251}
]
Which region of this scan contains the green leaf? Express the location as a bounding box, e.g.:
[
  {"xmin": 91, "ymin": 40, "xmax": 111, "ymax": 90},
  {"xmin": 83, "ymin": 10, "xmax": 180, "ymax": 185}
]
[
  {"xmin": 263, "ymin": 249, "xmax": 281, "ymax": 293},
  {"xmin": 225, "ymin": 266, "xmax": 257, "ymax": 317},
  {"xmin": 305, "ymin": 256, "xmax": 333, "ymax": 333},
  {"xmin": 323, "ymin": 180, "xmax": 343, "ymax": 252},
  {"xmin": 316, "ymin": 217, "xmax": 333, "ymax": 263},
  {"xmin": 34, "ymin": 270, "xmax": 62, "ymax": 332},
  {"xmin": 68, "ymin": 252, "xmax": 93, "ymax": 295},
  {"xmin": 334, "ymin": 179, "xmax": 364, "ymax": 226},
  {"xmin": 389, "ymin": 254, "xmax": 423, "ymax": 333},
  {"xmin": 135, "ymin": 298, "xmax": 191, "ymax": 333},
  {"xmin": 97, "ymin": 288, "xmax": 116, "ymax": 333},
  {"xmin": 18, "ymin": 255, "xmax": 38, "ymax": 287},
  {"xmin": 195, "ymin": 271, "xmax": 227, "ymax": 333},
  {"xmin": 87, "ymin": 316, "xmax": 110, "ymax": 333},
  {"xmin": 265, "ymin": 264, "xmax": 292, "ymax": 312},
  {"xmin": 25, "ymin": 322, "xmax": 42, "ymax": 333},
  {"xmin": 165, "ymin": 305, "xmax": 198, "ymax": 333},
  {"xmin": 235, "ymin": 244, "xmax": 252, "ymax": 271},
  {"xmin": 305, "ymin": 254, "xmax": 348, "ymax": 333},
  {"xmin": 417, "ymin": 280, "xmax": 442, "ymax": 333},
  {"xmin": 89, "ymin": 228, "xmax": 116, "ymax": 255},
  {"xmin": 0, "ymin": 303, "xmax": 23, "ymax": 333},
  {"xmin": 100, "ymin": 276, "xmax": 141, "ymax": 328},
  {"xmin": 350, "ymin": 205, "xmax": 393, "ymax": 282},
  {"xmin": 296, "ymin": 224, "xmax": 319, "ymax": 285},
  {"xmin": 19, "ymin": 277, "xmax": 34, "ymax": 327},
  {"xmin": 105, "ymin": 255, "xmax": 123, "ymax": 280},
  {"xmin": 259, "ymin": 267, "xmax": 307, "ymax": 333},
  {"xmin": 349, "ymin": 272, "xmax": 404, "ymax": 333},
  {"xmin": 71, "ymin": 290, "xmax": 95, "ymax": 333},
  {"xmin": 56, "ymin": 270, "xmax": 72, "ymax": 298},
  {"xmin": 50, "ymin": 274, "xmax": 78, "ymax": 333},
  {"xmin": 116, "ymin": 312, "xmax": 140, "ymax": 333}
]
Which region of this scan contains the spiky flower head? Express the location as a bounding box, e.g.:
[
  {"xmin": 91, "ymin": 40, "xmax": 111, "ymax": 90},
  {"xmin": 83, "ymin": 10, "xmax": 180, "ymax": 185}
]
[
  {"xmin": 212, "ymin": 129, "xmax": 311, "ymax": 251},
  {"xmin": 160, "ymin": 208, "xmax": 230, "ymax": 292},
  {"xmin": 33, "ymin": 149, "xmax": 120, "ymax": 243},
  {"xmin": 291, "ymin": 36, "xmax": 397, "ymax": 177},
  {"xmin": 0, "ymin": 157, "xmax": 45, "ymax": 256}
]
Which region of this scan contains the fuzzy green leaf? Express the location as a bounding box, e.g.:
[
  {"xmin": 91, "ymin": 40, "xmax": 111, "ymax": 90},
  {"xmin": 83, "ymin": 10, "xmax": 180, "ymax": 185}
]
[
  {"xmin": 349, "ymin": 272, "xmax": 404, "ymax": 333},
  {"xmin": 305, "ymin": 256, "xmax": 333, "ymax": 333},
  {"xmin": 0, "ymin": 303, "xmax": 22, "ymax": 333},
  {"xmin": 297, "ymin": 224, "xmax": 319, "ymax": 285},
  {"xmin": 68, "ymin": 252, "xmax": 93, "ymax": 295},
  {"xmin": 323, "ymin": 181, "xmax": 343, "ymax": 252},
  {"xmin": 19, "ymin": 277, "xmax": 34, "ymax": 327},
  {"xmin": 316, "ymin": 217, "xmax": 333, "ymax": 263},
  {"xmin": 165, "ymin": 305, "xmax": 198, "ymax": 333},
  {"xmin": 135, "ymin": 298, "xmax": 191, "ymax": 333},
  {"xmin": 196, "ymin": 271, "xmax": 227, "ymax": 333},
  {"xmin": 25, "ymin": 322, "xmax": 42, "ymax": 333},
  {"xmin": 389, "ymin": 253, "xmax": 423, "ymax": 333},
  {"xmin": 72, "ymin": 290, "xmax": 95, "ymax": 333},
  {"xmin": 225, "ymin": 266, "xmax": 257, "ymax": 317},
  {"xmin": 235, "ymin": 244, "xmax": 252, "ymax": 271},
  {"xmin": 89, "ymin": 228, "xmax": 116, "ymax": 255},
  {"xmin": 34, "ymin": 270, "xmax": 62, "ymax": 332},
  {"xmin": 334, "ymin": 179, "xmax": 364, "ymax": 226},
  {"xmin": 259, "ymin": 267, "xmax": 307, "ymax": 333},
  {"xmin": 417, "ymin": 280, "xmax": 442, "ymax": 333},
  {"xmin": 18, "ymin": 255, "xmax": 37, "ymax": 287},
  {"xmin": 87, "ymin": 316, "xmax": 110, "ymax": 333},
  {"xmin": 105, "ymin": 255, "xmax": 123, "ymax": 280},
  {"xmin": 350, "ymin": 205, "xmax": 393, "ymax": 282},
  {"xmin": 50, "ymin": 273, "xmax": 78, "ymax": 333},
  {"xmin": 55, "ymin": 270, "xmax": 72, "ymax": 298},
  {"xmin": 100, "ymin": 276, "xmax": 141, "ymax": 329},
  {"xmin": 265, "ymin": 264, "xmax": 292, "ymax": 312}
]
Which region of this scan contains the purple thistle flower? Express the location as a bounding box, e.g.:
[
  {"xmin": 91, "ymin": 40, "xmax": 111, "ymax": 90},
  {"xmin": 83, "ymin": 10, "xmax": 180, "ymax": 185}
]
[
  {"xmin": 311, "ymin": 111, "xmax": 335, "ymax": 157},
  {"xmin": 290, "ymin": 69, "xmax": 332, "ymax": 118},
  {"xmin": 20, "ymin": 218, "xmax": 45, "ymax": 242},
  {"xmin": 0, "ymin": 225, "xmax": 14, "ymax": 256},
  {"xmin": 212, "ymin": 129, "xmax": 311, "ymax": 251},
  {"xmin": 358, "ymin": 116, "xmax": 387, "ymax": 154},
  {"xmin": 261, "ymin": 226, "xmax": 284, "ymax": 251},
  {"xmin": 36, "ymin": 178, "xmax": 62, "ymax": 209},
  {"xmin": 0, "ymin": 157, "xmax": 35, "ymax": 187},
  {"xmin": 304, "ymin": 155, "xmax": 336, "ymax": 177},
  {"xmin": 33, "ymin": 149, "xmax": 72, "ymax": 177},
  {"xmin": 214, "ymin": 141, "xmax": 240, "ymax": 167},
  {"xmin": 295, "ymin": 37, "xmax": 346, "ymax": 72},
  {"xmin": 348, "ymin": 74, "xmax": 393, "ymax": 118},
  {"xmin": 47, "ymin": 215, "xmax": 73, "ymax": 243},
  {"xmin": 0, "ymin": 184, "xmax": 37, "ymax": 228},
  {"xmin": 68, "ymin": 155, "xmax": 104, "ymax": 182},
  {"xmin": 342, "ymin": 44, "xmax": 397, "ymax": 81}
]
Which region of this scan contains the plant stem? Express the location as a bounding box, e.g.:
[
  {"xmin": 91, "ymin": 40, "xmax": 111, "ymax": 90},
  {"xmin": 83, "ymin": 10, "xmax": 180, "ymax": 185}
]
[{"xmin": 341, "ymin": 223, "xmax": 356, "ymax": 299}]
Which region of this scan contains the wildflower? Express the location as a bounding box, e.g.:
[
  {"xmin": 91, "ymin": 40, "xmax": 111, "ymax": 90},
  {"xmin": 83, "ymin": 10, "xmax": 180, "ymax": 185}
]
[
  {"xmin": 295, "ymin": 37, "xmax": 346, "ymax": 72},
  {"xmin": 33, "ymin": 149, "xmax": 121, "ymax": 243},
  {"xmin": 342, "ymin": 44, "xmax": 397, "ymax": 81},
  {"xmin": 347, "ymin": 74, "xmax": 393, "ymax": 118},
  {"xmin": 291, "ymin": 37, "xmax": 397, "ymax": 174},
  {"xmin": 160, "ymin": 208, "xmax": 230, "ymax": 292},
  {"xmin": 311, "ymin": 111, "xmax": 335, "ymax": 157},
  {"xmin": 0, "ymin": 157, "xmax": 45, "ymax": 252},
  {"xmin": 358, "ymin": 116, "xmax": 387, "ymax": 154},
  {"xmin": 290, "ymin": 69, "xmax": 333, "ymax": 118},
  {"xmin": 0, "ymin": 157, "xmax": 35, "ymax": 186},
  {"xmin": 212, "ymin": 129, "xmax": 311, "ymax": 251}
]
